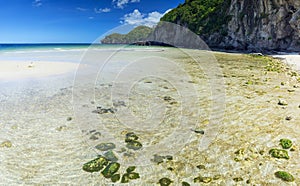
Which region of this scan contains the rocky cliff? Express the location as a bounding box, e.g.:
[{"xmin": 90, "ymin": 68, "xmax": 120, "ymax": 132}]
[{"xmin": 161, "ymin": 0, "xmax": 300, "ymax": 52}]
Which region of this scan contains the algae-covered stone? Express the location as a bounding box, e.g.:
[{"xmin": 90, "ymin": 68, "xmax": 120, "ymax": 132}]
[
  {"xmin": 159, "ymin": 178, "xmax": 173, "ymax": 186},
  {"xmin": 126, "ymin": 166, "xmax": 136, "ymax": 173},
  {"xmin": 275, "ymin": 171, "xmax": 294, "ymax": 182},
  {"xmin": 111, "ymin": 174, "xmax": 121, "ymax": 183},
  {"xmin": 280, "ymin": 139, "xmax": 293, "ymax": 149},
  {"xmin": 165, "ymin": 155, "xmax": 173, "ymax": 161},
  {"xmin": 95, "ymin": 142, "xmax": 116, "ymax": 151},
  {"xmin": 182, "ymin": 181, "xmax": 190, "ymax": 186},
  {"xmin": 121, "ymin": 173, "xmax": 130, "ymax": 183},
  {"xmin": 101, "ymin": 162, "xmax": 120, "ymax": 178},
  {"xmin": 82, "ymin": 156, "xmax": 108, "ymax": 173},
  {"xmin": 196, "ymin": 165, "xmax": 205, "ymax": 170},
  {"xmin": 104, "ymin": 150, "xmax": 118, "ymax": 162},
  {"xmin": 125, "ymin": 132, "xmax": 139, "ymax": 143},
  {"xmin": 269, "ymin": 149, "xmax": 289, "ymax": 159},
  {"xmin": 233, "ymin": 177, "xmax": 243, "ymax": 182},
  {"xmin": 126, "ymin": 140, "xmax": 142, "ymax": 150},
  {"xmin": 128, "ymin": 172, "xmax": 140, "ymax": 179},
  {"xmin": 194, "ymin": 176, "xmax": 212, "ymax": 183},
  {"xmin": 0, "ymin": 140, "xmax": 12, "ymax": 148}
]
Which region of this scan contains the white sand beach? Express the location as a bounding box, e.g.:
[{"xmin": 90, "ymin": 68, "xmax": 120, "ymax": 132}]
[{"xmin": 0, "ymin": 60, "xmax": 78, "ymax": 82}]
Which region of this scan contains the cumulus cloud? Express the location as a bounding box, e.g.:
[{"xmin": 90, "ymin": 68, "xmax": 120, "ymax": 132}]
[
  {"xmin": 95, "ymin": 8, "xmax": 111, "ymax": 13},
  {"xmin": 32, "ymin": 0, "xmax": 42, "ymax": 7},
  {"xmin": 113, "ymin": 0, "xmax": 140, "ymax": 9},
  {"xmin": 122, "ymin": 9, "xmax": 171, "ymax": 27}
]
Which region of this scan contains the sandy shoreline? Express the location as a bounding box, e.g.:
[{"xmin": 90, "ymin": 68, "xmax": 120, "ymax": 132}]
[{"xmin": 0, "ymin": 60, "xmax": 78, "ymax": 82}]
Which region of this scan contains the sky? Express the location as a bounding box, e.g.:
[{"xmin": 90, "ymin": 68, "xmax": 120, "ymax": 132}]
[{"xmin": 0, "ymin": 0, "xmax": 184, "ymax": 43}]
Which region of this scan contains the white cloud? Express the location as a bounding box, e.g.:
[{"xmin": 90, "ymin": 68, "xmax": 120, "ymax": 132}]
[
  {"xmin": 76, "ymin": 7, "xmax": 88, "ymax": 11},
  {"xmin": 89, "ymin": 17, "xmax": 94, "ymax": 20},
  {"xmin": 32, "ymin": 0, "xmax": 42, "ymax": 7},
  {"xmin": 122, "ymin": 9, "xmax": 171, "ymax": 27},
  {"xmin": 113, "ymin": 0, "xmax": 140, "ymax": 9},
  {"xmin": 95, "ymin": 8, "xmax": 111, "ymax": 13}
]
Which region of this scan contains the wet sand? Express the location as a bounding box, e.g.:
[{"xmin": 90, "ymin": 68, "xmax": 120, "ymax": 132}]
[{"xmin": 0, "ymin": 49, "xmax": 299, "ymax": 185}]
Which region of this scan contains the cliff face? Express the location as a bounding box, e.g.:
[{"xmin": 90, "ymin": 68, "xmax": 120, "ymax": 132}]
[{"xmin": 161, "ymin": 0, "xmax": 300, "ymax": 52}]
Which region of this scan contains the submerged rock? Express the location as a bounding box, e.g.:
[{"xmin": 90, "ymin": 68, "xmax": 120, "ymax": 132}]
[
  {"xmin": 182, "ymin": 181, "xmax": 190, "ymax": 186},
  {"xmin": 111, "ymin": 174, "xmax": 121, "ymax": 183},
  {"xmin": 151, "ymin": 154, "xmax": 164, "ymax": 164},
  {"xmin": 233, "ymin": 177, "xmax": 243, "ymax": 182},
  {"xmin": 128, "ymin": 172, "xmax": 140, "ymax": 179},
  {"xmin": 121, "ymin": 173, "xmax": 130, "ymax": 183},
  {"xmin": 104, "ymin": 150, "xmax": 118, "ymax": 162},
  {"xmin": 269, "ymin": 149, "xmax": 289, "ymax": 159},
  {"xmin": 194, "ymin": 176, "xmax": 212, "ymax": 183},
  {"xmin": 125, "ymin": 132, "xmax": 139, "ymax": 143},
  {"xmin": 82, "ymin": 156, "xmax": 108, "ymax": 173},
  {"xmin": 159, "ymin": 178, "xmax": 173, "ymax": 186},
  {"xmin": 92, "ymin": 107, "xmax": 116, "ymax": 114},
  {"xmin": 280, "ymin": 139, "xmax": 293, "ymax": 149},
  {"xmin": 95, "ymin": 143, "xmax": 116, "ymax": 151},
  {"xmin": 89, "ymin": 132, "xmax": 101, "ymax": 140},
  {"xmin": 285, "ymin": 116, "xmax": 292, "ymax": 121},
  {"xmin": 275, "ymin": 171, "xmax": 294, "ymax": 182},
  {"xmin": 126, "ymin": 140, "xmax": 143, "ymax": 150},
  {"xmin": 126, "ymin": 166, "xmax": 136, "ymax": 173},
  {"xmin": 278, "ymin": 99, "xmax": 288, "ymax": 106},
  {"xmin": 0, "ymin": 140, "xmax": 12, "ymax": 148},
  {"xmin": 101, "ymin": 162, "xmax": 120, "ymax": 178}
]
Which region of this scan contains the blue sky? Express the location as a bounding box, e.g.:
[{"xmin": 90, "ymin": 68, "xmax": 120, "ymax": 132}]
[{"xmin": 0, "ymin": 0, "xmax": 184, "ymax": 43}]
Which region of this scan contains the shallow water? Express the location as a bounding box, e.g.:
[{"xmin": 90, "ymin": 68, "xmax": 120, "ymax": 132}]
[{"xmin": 0, "ymin": 46, "xmax": 299, "ymax": 185}]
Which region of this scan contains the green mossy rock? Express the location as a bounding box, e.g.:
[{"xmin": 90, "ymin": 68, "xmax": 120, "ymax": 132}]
[
  {"xmin": 128, "ymin": 172, "xmax": 140, "ymax": 179},
  {"xmin": 111, "ymin": 174, "xmax": 121, "ymax": 183},
  {"xmin": 125, "ymin": 132, "xmax": 139, "ymax": 143},
  {"xmin": 194, "ymin": 176, "xmax": 212, "ymax": 183},
  {"xmin": 275, "ymin": 171, "xmax": 295, "ymax": 182},
  {"xmin": 159, "ymin": 178, "xmax": 173, "ymax": 186},
  {"xmin": 126, "ymin": 140, "xmax": 143, "ymax": 150},
  {"xmin": 182, "ymin": 181, "xmax": 190, "ymax": 186},
  {"xmin": 280, "ymin": 139, "xmax": 293, "ymax": 149},
  {"xmin": 101, "ymin": 162, "xmax": 120, "ymax": 178},
  {"xmin": 95, "ymin": 142, "xmax": 116, "ymax": 151},
  {"xmin": 121, "ymin": 173, "xmax": 130, "ymax": 183},
  {"xmin": 82, "ymin": 156, "xmax": 108, "ymax": 173},
  {"xmin": 233, "ymin": 177, "xmax": 243, "ymax": 182},
  {"xmin": 126, "ymin": 166, "xmax": 136, "ymax": 173},
  {"xmin": 269, "ymin": 149, "xmax": 289, "ymax": 159}
]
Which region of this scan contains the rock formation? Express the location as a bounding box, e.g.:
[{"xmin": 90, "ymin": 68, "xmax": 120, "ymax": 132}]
[{"xmin": 161, "ymin": 0, "xmax": 300, "ymax": 52}]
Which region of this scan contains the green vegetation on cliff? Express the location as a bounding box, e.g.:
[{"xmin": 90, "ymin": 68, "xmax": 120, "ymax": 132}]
[
  {"xmin": 161, "ymin": 0, "xmax": 231, "ymax": 36},
  {"xmin": 101, "ymin": 26, "xmax": 153, "ymax": 44}
]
